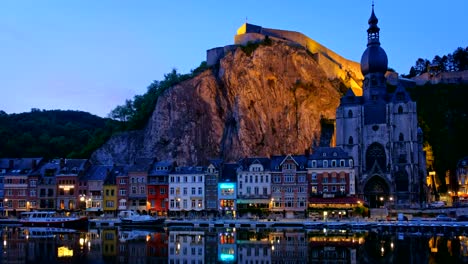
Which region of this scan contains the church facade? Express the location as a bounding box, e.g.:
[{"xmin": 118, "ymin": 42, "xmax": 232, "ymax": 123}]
[{"xmin": 335, "ymin": 7, "xmax": 427, "ymax": 209}]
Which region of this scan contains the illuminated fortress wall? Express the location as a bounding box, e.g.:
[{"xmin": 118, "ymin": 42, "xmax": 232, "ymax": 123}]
[{"xmin": 207, "ymin": 23, "xmax": 364, "ymax": 95}]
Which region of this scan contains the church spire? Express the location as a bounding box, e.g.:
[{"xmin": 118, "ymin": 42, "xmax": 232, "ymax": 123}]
[{"xmin": 367, "ymin": 3, "xmax": 380, "ymax": 46}]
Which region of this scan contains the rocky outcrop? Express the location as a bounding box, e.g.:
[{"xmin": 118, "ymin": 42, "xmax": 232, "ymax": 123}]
[{"xmin": 92, "ymin": 41, "xmax": 356, "ymax": 165}]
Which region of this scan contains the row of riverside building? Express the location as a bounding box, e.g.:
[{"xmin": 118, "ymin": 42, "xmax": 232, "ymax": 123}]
[{"xmin": 0, "ymin": 146, "xmax": 359, "ymax": 219}]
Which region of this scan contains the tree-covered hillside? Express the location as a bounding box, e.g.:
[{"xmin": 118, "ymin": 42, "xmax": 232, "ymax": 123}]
[
  {"xmin": 0, "ymin": 109, "xmax": 121, "ymax": 159},
  {"xmin": 408, "ymin": 83, "xmax": 468, "ymax": 190}
]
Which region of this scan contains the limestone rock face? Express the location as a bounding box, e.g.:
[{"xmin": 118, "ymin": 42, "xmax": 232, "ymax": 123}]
[{"xmin": 92, "ymin": 41, "xmax": 350, "ymax": 165}]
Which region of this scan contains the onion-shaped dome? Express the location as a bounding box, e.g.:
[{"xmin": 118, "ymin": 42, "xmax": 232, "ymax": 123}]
[{"xmin": 360, "ymin": 6, "xmax": 388, "ymax": 75}]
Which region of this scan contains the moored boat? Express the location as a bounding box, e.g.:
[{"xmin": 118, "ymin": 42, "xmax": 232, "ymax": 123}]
[
  {"xmin": 118, "ymin": 210, "xmax": 165, "ymax": 227},
  {"xmin": 19, "ymin": 211, "xmax": 88, "ymax": 229}
]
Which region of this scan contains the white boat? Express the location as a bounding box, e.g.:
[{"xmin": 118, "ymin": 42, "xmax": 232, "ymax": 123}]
[
  {"xmin": 118, "ymin": 229, "xmax": 150, "ymax": 242},
  {"xmin": 20, "ymin": 226, "xmax": 78, "ymax": 239},
  {"xmin": 118, "ymin": 210, "xmax": 165, "ymax": 227},
  {"xmin": 19, "ymin": 211, "xmax": 88, "ymax": 229}
]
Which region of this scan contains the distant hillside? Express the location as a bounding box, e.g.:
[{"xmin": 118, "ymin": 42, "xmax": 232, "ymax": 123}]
[{"xmin": 0, "ymin": 109, "xmax": 121, "ymax": 159}]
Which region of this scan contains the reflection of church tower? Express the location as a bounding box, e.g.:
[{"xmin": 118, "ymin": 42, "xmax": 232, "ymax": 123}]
[{"xmin": 335, "ymin": 5, "xmax": 427, "ymax": 208}]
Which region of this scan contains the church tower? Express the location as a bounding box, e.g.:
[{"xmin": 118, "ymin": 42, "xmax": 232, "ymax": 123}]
[{"xmin": 335, "ymin": 5, "xmax": 427, "ymax": 209}]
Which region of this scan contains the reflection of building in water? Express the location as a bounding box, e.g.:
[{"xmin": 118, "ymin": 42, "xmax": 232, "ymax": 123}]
[
  {"xmin": 205, "ymin": 229, "xmax": 219, "ymax": 263},
  {"xmin": 308, "ymin": 233, "xmax": 362, "ymax": 263},
  {"xmin": 146, "ymin": 230, "xmax": 169, "ymax": 262},
  {"xmin": 86, "ymin": 229, "xmax": 102, "ymax": 261},
  {"xmin": 237, "ymin": 230, "xmax": 271, "ymax": 264},
  {"xmin": 168, "ymin": 230, "xmax": 205, "ymax": 264},
  {"xmin": 218, "ymin": 229, "xmax": 237, "ymax": 263},
  {"xmin": 269, "ymin": 230, "xmax": 308, "ymax": 263},
  {"xmin": 102, "ymin": 229, "xmax": 117, "ymax": 257}
]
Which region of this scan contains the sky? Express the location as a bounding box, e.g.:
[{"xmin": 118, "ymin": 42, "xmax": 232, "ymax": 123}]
[{"xmin": 1, "ymin": 1, "xmax": 466, "ymax": 118}]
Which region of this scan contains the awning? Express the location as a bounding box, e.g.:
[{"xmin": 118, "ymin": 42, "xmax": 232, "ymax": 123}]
[
  {"xmin": 309, "ymin": 197, "xmax": 360, "ymax": 205},
  {"xmin": 237, "ymin": 199, "xmax": 270, "ymax": 204}
]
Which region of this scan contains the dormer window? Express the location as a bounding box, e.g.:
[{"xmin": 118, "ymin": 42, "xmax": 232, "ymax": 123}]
[
  {"xmin": 311, "ymin": 160, "xmax": 316, "ymax": 168},
  {"xmin": 323, "ymin": 160, "xmax": 328, "ymax": 168},
  {"xmin": 322, "ymin": 153, "xmax": 326, "ymax": 157}
]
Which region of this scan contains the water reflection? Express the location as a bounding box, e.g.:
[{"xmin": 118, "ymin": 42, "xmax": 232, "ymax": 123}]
[{"xmin": 1, "ymin": 226, "xmax": 468, "ymax": 263}]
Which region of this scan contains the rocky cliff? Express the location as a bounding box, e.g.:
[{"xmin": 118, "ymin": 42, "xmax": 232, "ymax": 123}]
[{"xmin": 91, "ymin": 40, "xmax": 361, "ymax": 165}]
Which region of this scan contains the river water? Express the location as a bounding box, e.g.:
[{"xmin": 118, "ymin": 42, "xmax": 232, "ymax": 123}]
[{"xmin": 1, "ymin": 225, "xmax": 467, "ymax": 263}]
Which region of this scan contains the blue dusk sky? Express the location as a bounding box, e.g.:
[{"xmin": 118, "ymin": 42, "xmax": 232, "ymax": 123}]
[{"xmin": 1, "ymin": 1, "xmax": 466, "ymax": 117}]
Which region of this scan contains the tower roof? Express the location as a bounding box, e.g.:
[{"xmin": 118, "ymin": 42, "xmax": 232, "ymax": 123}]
[{"xmin": 360, "ymin": 5, "xmax": 388, "ymax": 76}]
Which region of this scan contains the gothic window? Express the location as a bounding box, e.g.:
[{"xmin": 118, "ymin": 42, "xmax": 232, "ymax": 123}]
[
  {"xmin": 366, "ymin": 143, "xmax": 386, "ymax": 172},
  {"xmin": 348, "ymin": 136, "xmax": 354, "ymax": 145},
  {"xmin": 395, "ymin": 171, "xmax": 409, "ymax": 192},
  {"xmin": 399, "ymin": 133, "xmax": 404, "ymax": 141},
  {"xmin": 348, "ymin": 110, "xmax": 353, "ymax": 118},
  {"xmin": 398, "ymin": 105, "xmax": 403, "ymax": 114}
]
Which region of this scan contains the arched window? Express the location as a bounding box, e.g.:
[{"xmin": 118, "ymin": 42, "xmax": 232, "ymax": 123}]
[
  {"xmin": 348, "ymin": 136, "xmax": 354, "ymax": 145},
  {"xmin": 348, "ymin": 110, "xmax": 353, "ymax": 118},
  {"xmin": 395, "ymin": 170, "xmax": 409, "ymax": 191},
  {"xmin": 366, "ymin": 143, "xmax": 386, "ymax": 172},
  {"xmin": 398, "ymin": 105, "xmax": 403, "ymax": 114},
  {"xmin": 399, "ymin": 133, "xmax": 404, "ymax": 141}
]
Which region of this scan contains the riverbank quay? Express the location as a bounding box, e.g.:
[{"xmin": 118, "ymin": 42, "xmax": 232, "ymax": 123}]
[{"xmin": 87, "ymin": 216, "xmax": 468, "ymax": 235}]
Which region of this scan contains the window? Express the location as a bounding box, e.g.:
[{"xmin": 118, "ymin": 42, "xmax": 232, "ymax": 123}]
[
  {"xmin": 199, "ymin": 176, "xmax": 203, "ymax": 182},
  {"xmin": 246, "ymin": 187, "xmax": 251, "ymax": 194},
  {"xmin": 119, "ymin": 189, "xmax": 127, "ymax": 196},
  {"xmin": 340, "ymin": 160, "xmax": 345, "ymax": 167},
  {"xmin": 323, "ymin": 186, "xmax": 328, "ymax": 192},
  {"xmin": 298, "ymin": 176, "xmax": 306, "ymax": 182},
  {"xmin": 30, "ymin": 189, "xmax": 36, "ymax": 197},
  {"xmin": 244, "ymin": 175, "xmax": 248, "ymax": 183},
  {"xmin": 160, "ymin": 187, "xmax": 166, "ymax": 194},
  {"xmin": 170, "ymin": 176, "xmax": 174, "ymax": 183},
  {"xmin": 323, "ymin": 160, "xmax": 328, "ymax": 168},
  {"xmin": 399, "ymin": 133, "xmax": 404, "ymax": 141},
  {"xmin": 332, "ymin": 186, "xmax": 336, "ymax": 192},
  {"xmin": 340, "ymin": 185, "xmax": 346, "ymax": 192},
  {"xmin": 274, "ymin": 176, "xmax": 281, "ymax": 183},
  {"xmin": 255, "ymin": 175, "xmax": 258, "ymax": 183},
  {"xmin": 348, "ymin": 136, "xmax": 354, "ymax": 145},
  {"xmin": 148, "ymin": 188, "xmax": 155, "ymax": 195},
  {"xmin": 311, "ymin": 173, "xmax": 317, "ymax": 183},
  {"xmin": 311, "ymin": 186, "xmax": 317, "ymax": 193},
  {"xmin": 192, "ymin": 188, "xmax": 196, "ymax": 195},
  {"xmin": 265, "ymin": 175, "xmax": 269, "ymax": 183},
  {"xmin": 198, "ymin": 187, "xmax": 202, "ymax": 195},
  {"xmin": 331, "ymin": 160, "xmax": 337, "ymax": 167},
  {"xmin": 311, "ymin": 160, "xmax": 316, "ymax": 168},
  {"xmin": 183, "ymin": 187, "xmax": 187, "ymax": 195},
  {"xmin": 398, "ymin": 105, "xmax": 403, "ymax": 114},
  {"xmin": 30, "ymin": 180, "xmax": 37, "ymax": 187},
  {"xmin": 263, "ymin": 187, "xmax": 268, "ymax": 195},
  {"xmin": 348, "ymin": 110, "xmax": 353, "ymax": 118},
  {"xmin": 323, "ymin": 177, "xmax": 328, "ymax": 183},
  {"xmin": 140, "ymin": 186, "xmax": 145, "ymax": 194},
  {"xmin": 183, "ymin": 200, "xmax": 187, "ymax": 209},
  {"xmin": 106, "ymin": 201, "xmax": 114, "ymax": 207},
  {"xmin": 170, "ymin": 187, "xmax": 175, "ymax": 195}
]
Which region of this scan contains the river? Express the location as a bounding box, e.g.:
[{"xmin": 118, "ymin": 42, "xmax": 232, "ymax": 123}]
[{"xmin": 1, "ymin": 225, "xmax": 467, "ymax": 263}]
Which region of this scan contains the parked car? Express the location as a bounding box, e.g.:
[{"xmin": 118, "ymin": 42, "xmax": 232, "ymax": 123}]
[
  {"xmin": 456, "ymin": 215, "xmax": 468, "ymax": 221},
  {"xmin": 435, "ymin": 214, "xmax": 452, "ymax": 221}
]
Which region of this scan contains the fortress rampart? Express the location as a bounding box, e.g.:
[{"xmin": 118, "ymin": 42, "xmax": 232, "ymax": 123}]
[{"xmin": 207, "ymin": 23, "xmax": 364, "ymax": 95}]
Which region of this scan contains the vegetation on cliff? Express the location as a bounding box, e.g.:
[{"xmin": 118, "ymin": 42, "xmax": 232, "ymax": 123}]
[
  {"xmin": 408, "ymin": 83, "xmax": 468, "ymax": 191},
  {"xmin": 108, "ymin": 62, "xmax": 209, "ymax": 130},
  {"xmin": 404, "ymin": 46, "xmax": 468, "ymax": 77}
]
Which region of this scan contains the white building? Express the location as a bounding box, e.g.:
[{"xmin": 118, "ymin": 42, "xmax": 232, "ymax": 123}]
[{"xmin": 168, "ymin": 166, "xmax": 205, "ymax": 215}]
